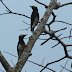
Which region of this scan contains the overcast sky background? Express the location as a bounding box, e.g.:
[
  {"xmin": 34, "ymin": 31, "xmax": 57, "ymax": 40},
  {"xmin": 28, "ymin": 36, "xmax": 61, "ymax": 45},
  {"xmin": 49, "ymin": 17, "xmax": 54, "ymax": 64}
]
[{"xmin": 0, "ymin": 0, "xmax": 72, "ymax": 72}]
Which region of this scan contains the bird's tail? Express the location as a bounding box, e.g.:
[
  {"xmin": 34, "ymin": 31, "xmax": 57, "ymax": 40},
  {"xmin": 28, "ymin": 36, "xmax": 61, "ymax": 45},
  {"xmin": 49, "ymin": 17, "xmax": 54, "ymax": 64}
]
[{"xmin": 31, "ymin": 28, "xmax": 34, "ymax": 33}]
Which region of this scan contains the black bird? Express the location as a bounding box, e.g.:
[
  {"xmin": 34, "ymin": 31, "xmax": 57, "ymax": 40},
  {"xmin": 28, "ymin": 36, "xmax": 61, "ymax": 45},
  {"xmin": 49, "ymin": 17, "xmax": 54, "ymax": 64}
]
[
  {"xmin": 17, "ymin": 34, "xmax": 27, "ymax": 60},
  {"xmin": 30, "ymin": 6, "xmax": 39, "ymax": 32}
]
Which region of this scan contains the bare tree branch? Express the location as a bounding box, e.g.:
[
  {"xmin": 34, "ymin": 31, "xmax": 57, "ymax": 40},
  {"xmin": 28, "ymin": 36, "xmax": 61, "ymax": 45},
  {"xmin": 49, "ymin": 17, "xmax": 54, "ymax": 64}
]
[
  {"xmin": 28, "ymin": 60, "xmax": 56, "ymax": 72},
  {"xmin": 69, "ymin": 28, "xmax": 72, "ymax": 39},
  {"xmin": 11, "ymin": 60, "xmax": 15, "ymax": 66},
  {"xmin": 13, "ymin": 0, "xmax": 57, "ymax": 71},
  {"xmin": 41, "ymin": 35, "xmax": 53, "ymax": 45},
  {"xmin": 41, "ymin": 58, "xmax": 45, "ymax": 65},
  {"xmin": 47, "ymin": 12, "xmax": 56, "ymax": 26},
  {"xmin": 3, "ymin": 51, "xmax": 18, "ymax": 58},
  {"xmin": 11, "ymin": 12, "xmax": 30, "ymax": 18},
  {"xmin": 0, "ymin": 0, "xmax": 11, "ymax": 12},
  {"xmin": 52, "ymin": 35, "xmax": 72, "ymax": 48},
  {"xmin": 60, "ymin": 65, "xmax": 71, "ymax": 72},
  {"xmin": 40, "ymin": 56, "xmax": 66, "ymax": 72},
  {"xmin": 3, "ymin": 51, "xmax": 55, "ymax": 72},
  {"xmin": 0, "ymin": 13, "xmax": 10, "ymax": 15},
  {"xmin": 53, "ymin": 34, "xmax": 68, "ymax": 56},
  {"xmin": 1, "ymin": 0, "xmax": 72, "ymax": 72},
  {"xmin": 55, "ymin": 20, "xmax": 72, "ymax": 26},
  {"xmin": 0, "ymin": 0, "xmax": 30, "ymax": 19},
  {"xmin": 19, "ymin": 27, "xmax": 30, "ymax": 31},
  {"xmin": 60, "ymin": 36, "xmax": 72, "ymax": 40},
  {"xmin": 35, "ymin": 0, "xmax": 48, "ymax": 8},
  {"xmin": 68, "ymin": 55, "xmax": 72, "ymax": 59},
  {"xmin": 23, "ymin": 21, "xmax": 30, "ymax": 25},
  {"xmin": 60, "ymin": 59, "xmax": 69, "ymax": 72},
  {"xmin": 54, "ymin": 27, "xmax": 67, "ymax": 33},
  {"xmin": 41, "ymin": 27, "xmax": 67, "ymax": 46},
  {"xmin": 58, "ymin": 34, "xmax": 62, "ymax": 37},
  {"xmin": 66, "ymin": 44, "xmax": 72, "ymax": 46},
  {"xmin": 60, "ymin": 2, "xmax": 72, "ymax": 8},
  {"xmin": 52, "ymin": 42, "xmax": 59, "ymax": 48},
  {"xmin": 44, "ymin": 30, "xmax": 68, "ymax": 56},
  {"xmin": 0, "ymin": 51, "xmax": 13, "ymax": 72},
  {"xmin": 47, "ymin": 12, "xmax": 56, "ymax": 31}
]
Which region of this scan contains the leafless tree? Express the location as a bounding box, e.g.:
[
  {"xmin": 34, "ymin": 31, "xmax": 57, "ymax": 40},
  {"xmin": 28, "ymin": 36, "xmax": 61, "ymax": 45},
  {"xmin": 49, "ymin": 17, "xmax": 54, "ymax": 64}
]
[{"xmin": 0, "ymin": 0, "xmax": 72, "ymax": 72}]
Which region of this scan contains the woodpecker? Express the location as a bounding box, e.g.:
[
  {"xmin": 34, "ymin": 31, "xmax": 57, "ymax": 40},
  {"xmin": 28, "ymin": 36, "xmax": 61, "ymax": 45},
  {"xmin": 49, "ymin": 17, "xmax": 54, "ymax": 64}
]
[
  {"xmin": 30, "ymin": 6, "xmax": 39, "ymax": 32},
  {"xmin": 17, "ymin": 34, "xmax": 27, "ymax": 60}
]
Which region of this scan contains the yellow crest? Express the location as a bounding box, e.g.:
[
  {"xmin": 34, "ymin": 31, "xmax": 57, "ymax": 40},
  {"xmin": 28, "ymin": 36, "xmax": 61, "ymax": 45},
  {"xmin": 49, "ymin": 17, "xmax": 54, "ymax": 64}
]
[
  {"xmin": 33, "ymin": 6, "xmax": 37, "ymax": 7},
  {"xmin": 19, "ymin": 34, "xmax": 24, "ymax": 36}
]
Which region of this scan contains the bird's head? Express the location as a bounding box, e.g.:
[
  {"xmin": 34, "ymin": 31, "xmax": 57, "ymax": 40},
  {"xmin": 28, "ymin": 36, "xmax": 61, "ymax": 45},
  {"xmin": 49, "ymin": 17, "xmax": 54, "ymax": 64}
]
[
  {"xmin": 19, "ymin": 34, "xmax": 27, "ymax": 40},
  {"xmin": 30, "ymin": 6, "xmax": 38, "ymax": 11}
]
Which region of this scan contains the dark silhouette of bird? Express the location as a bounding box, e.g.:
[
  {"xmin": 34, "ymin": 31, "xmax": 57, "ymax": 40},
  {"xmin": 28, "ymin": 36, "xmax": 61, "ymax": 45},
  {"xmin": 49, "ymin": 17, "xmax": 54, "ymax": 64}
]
[
  {"xmin": 17, "ymin": 34, "xmax": 27, "ymax": 60},
  {"xmin": 30, "ymin": 6, "xmax": 39, "ymax": 32}
]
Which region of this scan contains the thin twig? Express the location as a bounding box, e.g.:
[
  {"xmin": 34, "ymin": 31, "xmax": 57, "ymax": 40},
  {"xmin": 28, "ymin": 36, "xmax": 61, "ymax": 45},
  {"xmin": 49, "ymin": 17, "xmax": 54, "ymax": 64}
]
[
  {"xmin": 41, "ymin": 27, "xmax": 67, "ymax": 46},
  {"xmin": 28, "ymin": 60, "xmax": 55, "ymax": 72},
  {"xmin": 3, "ymin": 51, "xmax": 55, "ymax": 72},
  {"xmin": 11, "ymin": 60, "xmax": 15, "ymax": 66},
  {"xmin": 38, "ymin": 38, "xmax": 48, "ymax": 40},
  {"xmin": 23, "ymin": 21, "xmax": 30, "ymax": 25},
  {"xmin": 0, "ymin": 0, "xmax": 11, "ymax": 12},
  {"xmin": 52, "ymin": 43, "xmax": 59, "ymax": 48},
  {"xmin": 46, "ymin": 12, "xmax": 56, "ymax": 31},
  {"xmin": 60, "ymin": 36, "xmax": 72, "ymax": 40},
  {"xmin": 55, "ymin": 27, "xmax": 67, "ymax": 33},
  {"xmin": 48, "ymin": 12, "xmax": 56, "ymax": 26},
  {"xmin": 41, "ymin": 58, "xmax": 45, "ymax": 65},
  {"xmin": 69, "ymin": 28, "xmax": 72, "ymax": 39},
  {"xmin": 0, "ymin": 1, "xmax": 30, "ymax": 19},
  {"xmin": 3, "ymin": 51, "xmax": 18, "ymax": 58},
  {"xmin": 35, "ymin": 0, "xmax": 48, "ymax": 8},
  {"xmin": 40, "ymin": 56, "xmax": 66, "ymax": 72},
  {"xmin": 66, "ymin": 44, "xmax": 72, "ymax": 47},
  {"xmin": 0, "ymin": 11, "xmax": 30, "ymax": 19},
  {"xmin": 0, "ymin": 13, "xmax": 10, "ymax": 15},
  {"xmin": 41, "ymin": 36, "xmax": 53, "ymax": 45},
  {"xmin": 60, "ymin": 65, "xmax": 71, "ymax": 72},
  {"xmin": 60, "ymin": 2, "xmax": 72, "ymax": 8},
  {"xmin": 60, "ymin": 59, "xmax": 69, "ymax": 72},
  {"xmin": 19, "ymin": 27, "xmax": 30, "ymax": 31},
  {"xmin": 11, "ymin": 12, "xmax": 30, "ymax": 19},
  {"xmin": 52, "ymin": 35, "xmax": 72, "ymax": 48},
  {"xmin": 40, "ymin": 33, "xmax": 47, "ymax": 35},
  {"xmin": 54, "ymin": 34, "xmax": 68, "ymax": 56},
  {"xmin": 57, "ymin": 33, "xmax": 62, "ymax": 37},
  {"xmin": 55, "ymin": 20, "xmax": 72, "ymax": 26}
]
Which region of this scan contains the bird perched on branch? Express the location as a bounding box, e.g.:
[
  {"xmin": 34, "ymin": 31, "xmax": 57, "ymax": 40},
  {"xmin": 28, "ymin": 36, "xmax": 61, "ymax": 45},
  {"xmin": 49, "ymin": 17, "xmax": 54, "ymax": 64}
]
[
  {"xmin": 30, "ymin": 6, "xmax": 39, "ymax": 32},
  {"xmin": 17, "ymin": 34, "xmax": 27, "ymax": 60}
]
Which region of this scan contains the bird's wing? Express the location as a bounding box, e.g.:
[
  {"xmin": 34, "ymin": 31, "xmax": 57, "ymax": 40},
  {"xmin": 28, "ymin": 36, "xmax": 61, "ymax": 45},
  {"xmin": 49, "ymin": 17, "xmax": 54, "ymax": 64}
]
[
  {"xmin": 31, "ymin": 12, "xmax": 39, "ymax": 29},
  {"xmin": 17, "ymin": 42, "xmax": 19, "ymax": 57}
]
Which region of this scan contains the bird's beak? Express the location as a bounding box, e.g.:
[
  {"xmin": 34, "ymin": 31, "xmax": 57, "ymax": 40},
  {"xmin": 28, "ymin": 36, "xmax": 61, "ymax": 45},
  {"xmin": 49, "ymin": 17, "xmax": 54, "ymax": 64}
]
[
  {"xmin": 23, "ymin": 34, "xmax": 27, "ymax": 37},
  {"xmin": 30, "ymin": 6, "xmax": 32, "ymax": 8}
]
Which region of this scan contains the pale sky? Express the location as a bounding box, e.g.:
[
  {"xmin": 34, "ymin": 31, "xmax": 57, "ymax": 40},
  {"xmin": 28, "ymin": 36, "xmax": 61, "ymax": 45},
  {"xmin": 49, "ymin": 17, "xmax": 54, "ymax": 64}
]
[{"xmin": 0, "ymin": 0, "xmax": 72, "ymax": 72}]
